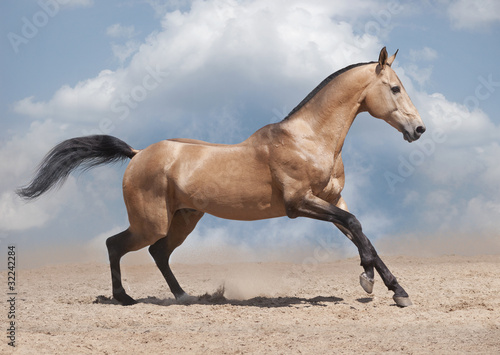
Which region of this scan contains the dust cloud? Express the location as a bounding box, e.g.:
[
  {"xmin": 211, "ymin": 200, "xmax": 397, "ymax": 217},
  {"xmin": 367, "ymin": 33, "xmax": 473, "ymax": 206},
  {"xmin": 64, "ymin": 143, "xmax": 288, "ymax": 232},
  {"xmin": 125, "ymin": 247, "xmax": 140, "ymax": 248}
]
[{"xmin": 14, "ymin": 225, "xmax": 499, "ymax": 270}]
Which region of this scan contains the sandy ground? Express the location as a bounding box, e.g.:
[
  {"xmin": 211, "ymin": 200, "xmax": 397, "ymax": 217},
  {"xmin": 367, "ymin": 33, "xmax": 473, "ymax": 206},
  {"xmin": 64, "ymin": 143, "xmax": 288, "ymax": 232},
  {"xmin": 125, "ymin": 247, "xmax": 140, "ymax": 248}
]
[{"xmin": 2, "ymin": 254, "xmax": 499, "ymax": 354}]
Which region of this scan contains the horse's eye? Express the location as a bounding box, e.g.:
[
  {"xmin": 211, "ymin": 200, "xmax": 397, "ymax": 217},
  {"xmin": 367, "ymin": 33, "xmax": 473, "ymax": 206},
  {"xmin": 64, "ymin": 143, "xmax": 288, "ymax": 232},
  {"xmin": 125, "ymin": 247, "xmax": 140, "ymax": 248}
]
[{"xmin": 391, "ymin": 86, "xmax": 401, "ymax": 94}]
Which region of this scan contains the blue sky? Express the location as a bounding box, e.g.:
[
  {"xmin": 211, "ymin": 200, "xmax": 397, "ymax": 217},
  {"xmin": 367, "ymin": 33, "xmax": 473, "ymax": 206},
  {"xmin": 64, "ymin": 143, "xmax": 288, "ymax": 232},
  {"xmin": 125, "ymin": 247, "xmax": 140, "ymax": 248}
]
[{"xmin": 1, "ymin": 0, "xmax": 500, "ymax": 267}]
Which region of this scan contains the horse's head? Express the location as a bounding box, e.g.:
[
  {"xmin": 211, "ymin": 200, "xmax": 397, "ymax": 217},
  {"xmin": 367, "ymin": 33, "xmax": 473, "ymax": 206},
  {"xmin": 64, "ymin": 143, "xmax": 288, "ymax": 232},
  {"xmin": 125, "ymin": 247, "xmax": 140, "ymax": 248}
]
[{"xmin": 361, "ymin": 47, "xmax": 425, "ymax": 142}]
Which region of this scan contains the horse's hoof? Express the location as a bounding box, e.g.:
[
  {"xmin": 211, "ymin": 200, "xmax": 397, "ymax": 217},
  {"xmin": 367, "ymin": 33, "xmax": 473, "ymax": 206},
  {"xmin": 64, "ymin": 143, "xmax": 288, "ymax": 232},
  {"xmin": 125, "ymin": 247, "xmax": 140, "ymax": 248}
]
[
  {"xmin": 393, "ymin": 295, "xmax": 412, "ymax": 307},
  {"xmin": 176, "ymin": 293, "xmax": 197, "ymax": 304},
  {"xmin": 114, "ymin": 292, "xmax": 137, "ymax": 306},
  {"xmin": 360, "ymin": 272, "xmax": 374, "ymax": 294}
]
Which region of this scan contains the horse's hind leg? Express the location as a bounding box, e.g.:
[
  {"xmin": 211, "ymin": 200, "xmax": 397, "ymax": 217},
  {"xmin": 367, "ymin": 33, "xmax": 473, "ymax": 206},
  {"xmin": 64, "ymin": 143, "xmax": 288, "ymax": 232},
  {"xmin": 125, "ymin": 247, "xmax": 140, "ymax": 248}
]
[
  {"xmin": 106, "ymin": 229, "xmax": 141, "ymax": 305},
  {"xmin": 105, "ymin": 229, "xmax": 154, "ymax": 305},
  {"xmin": 149, "ymin": 209, "xmax": 204, "ymax": 300}
]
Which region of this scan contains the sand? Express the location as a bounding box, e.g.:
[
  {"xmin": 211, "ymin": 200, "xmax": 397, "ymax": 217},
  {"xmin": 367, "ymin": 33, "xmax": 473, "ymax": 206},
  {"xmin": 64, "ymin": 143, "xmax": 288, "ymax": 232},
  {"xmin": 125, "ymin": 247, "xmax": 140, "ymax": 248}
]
[{"xmin": 2, "ymin": 255, "xmax": 499, "ymax": 354}]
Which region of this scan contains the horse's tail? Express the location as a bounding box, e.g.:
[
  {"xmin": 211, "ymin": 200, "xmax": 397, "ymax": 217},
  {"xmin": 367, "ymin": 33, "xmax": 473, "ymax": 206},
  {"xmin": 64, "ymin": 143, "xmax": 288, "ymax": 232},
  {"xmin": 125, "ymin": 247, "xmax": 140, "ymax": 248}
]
[{"xmin": 16, "ymin": 135, "xmax": 138, "ymax": 200}]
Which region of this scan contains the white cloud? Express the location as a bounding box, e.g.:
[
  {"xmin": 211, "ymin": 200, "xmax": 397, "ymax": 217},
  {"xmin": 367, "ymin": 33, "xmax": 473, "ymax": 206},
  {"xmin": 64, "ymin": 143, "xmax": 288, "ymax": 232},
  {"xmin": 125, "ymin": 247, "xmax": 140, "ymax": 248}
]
[
  {"xmin": 106, "ymin": 24, "xmax": 140, "ymax": 62},
  {"xmin": 403, "ymin": 47, "xmax": 437, "ymax": 88},
  {"xmin": 12, "ymin": 0, "xmax": 385, "ymax": 128},
  {"xmin": 408, "ymin": 47, "xmax": 438, "ymax": 62},
  {"xmin": 0, "ymin": 120, "xmax": 68, "ymax": 184},
  {"xmin": 0, "ymin": 182, "xmax": 77, "ymax": 231},
  {"xmin": 421, "ymin": 91, "xmax": 500, "ymax": 147},
  {"xmin": 0, "ymin": 191, "xmax": 51, "ymax": 231},
  {"xmin": 0, "ymin": 119, "xmax": 79, "ymax": 231},
  {"xmin": 111, "ymin": 40, "xmax": 141, "ymax": 63},
  {"xmin": 13, "ymin": 69, "xmax": 120, "ymax": 121},
  {"xmin": 404, "ymin": 63, "xmax": 434, "ymax": 88},
  {"xmin": 106, "ymin": 24, "xmax": 138, "ymax": 38},
  {"xmin": 447, "ymin": 0, "xmax": 500, "ymax": 30},
  {"xmin": 0, "ymin": 116, "xmax": 128, "ymax": 235}
]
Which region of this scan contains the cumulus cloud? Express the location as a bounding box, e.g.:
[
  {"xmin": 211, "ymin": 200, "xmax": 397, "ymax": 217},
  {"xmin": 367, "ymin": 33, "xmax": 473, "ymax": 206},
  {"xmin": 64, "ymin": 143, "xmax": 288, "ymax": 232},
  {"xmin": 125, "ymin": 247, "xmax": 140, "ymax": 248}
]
[
  {"xmin": 12, "ymin": 0, "xmax": 384, "ymax": 126},
  {"xmin": 404, "ymin": 64, "xmax": 433, "ymax": 88},
  {"xmin": 0, "ymin": 120, "xmax": 86, "ymax": 232},
  {"xmin": 402, "ymin": 47, "xmax": 438, "ymax": 88},
  {"xmin": 106, "ymin": 24, "xmax": 141, "ymax": 63},
  {"xmin": 13, "ymin": 69, "xmax": 120, "ymax": 122},
  {"xmin": 447, "ymin": 0, "xmax": 500, "ymax": 30},
  {"xmin": 111, "ymin": 41, "xmax": 142, "ymax": 63}
]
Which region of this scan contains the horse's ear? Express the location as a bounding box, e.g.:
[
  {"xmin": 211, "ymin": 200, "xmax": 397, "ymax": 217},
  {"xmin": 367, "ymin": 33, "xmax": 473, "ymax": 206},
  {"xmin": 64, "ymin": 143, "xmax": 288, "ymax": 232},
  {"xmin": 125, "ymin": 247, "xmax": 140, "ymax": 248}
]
[
  {"xmin": 378, "ymin": 47, "xmax": 388, "ymax": 68},
  {"xmin": 387, "ymin": 49, "xmax": 399, "ymax": 66}
]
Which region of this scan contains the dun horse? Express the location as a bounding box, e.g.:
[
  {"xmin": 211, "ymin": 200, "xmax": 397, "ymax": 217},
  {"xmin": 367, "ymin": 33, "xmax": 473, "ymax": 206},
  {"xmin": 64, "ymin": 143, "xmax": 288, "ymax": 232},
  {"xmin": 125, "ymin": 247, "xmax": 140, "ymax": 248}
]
[{"xmin": 18, "ymin": 48, "xmax": 425, "ymax": 307}]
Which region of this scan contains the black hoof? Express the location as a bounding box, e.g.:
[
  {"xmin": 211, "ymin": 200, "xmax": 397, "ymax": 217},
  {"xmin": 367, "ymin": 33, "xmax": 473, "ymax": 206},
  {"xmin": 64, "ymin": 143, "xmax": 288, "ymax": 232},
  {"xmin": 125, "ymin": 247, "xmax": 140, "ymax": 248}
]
[{"xmin": 114, "ymin": 292, "xmax": 137, "ymax": 306}]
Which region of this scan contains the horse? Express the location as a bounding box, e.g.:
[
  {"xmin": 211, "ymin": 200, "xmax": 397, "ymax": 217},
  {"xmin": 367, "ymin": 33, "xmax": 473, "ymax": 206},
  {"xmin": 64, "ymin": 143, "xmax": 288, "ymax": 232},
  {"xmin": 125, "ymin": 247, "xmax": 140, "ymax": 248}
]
[{"xmin": 17, "ymin": 47, "xmax": 425, "ymax": 307}]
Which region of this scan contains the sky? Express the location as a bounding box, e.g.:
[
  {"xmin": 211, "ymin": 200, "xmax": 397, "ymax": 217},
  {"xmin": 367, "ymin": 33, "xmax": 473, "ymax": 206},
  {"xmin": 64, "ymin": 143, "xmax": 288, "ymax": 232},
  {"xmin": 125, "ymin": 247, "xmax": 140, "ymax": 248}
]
[{"xmin": 1, "ymin": 0, "xmax": 500, "ymax": 268}]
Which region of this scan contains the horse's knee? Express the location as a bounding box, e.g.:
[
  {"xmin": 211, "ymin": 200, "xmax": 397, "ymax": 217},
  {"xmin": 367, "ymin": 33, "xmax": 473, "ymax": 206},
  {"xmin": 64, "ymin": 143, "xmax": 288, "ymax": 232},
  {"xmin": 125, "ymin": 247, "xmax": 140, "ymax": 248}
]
[
  {"xmin": 107, "ymin": 229, "xmax": 148, "ymax": 260},
  {"xmin": 106, "ymin": 234, "xmax": 124, "ymax": 260},
  {"xmin": 106, "ymin": 235, "xmax": 119, "ymax": 251},
  {"xmin": 346, "ymin": 215, "xmax": 362, "ymax": 234},
  {"xmin": 285, "ymin": 207, "xmax": 300, "ymax": 219},
  {"xmin": 283, "ymin": 196, "xmax": 305, "ymax": 219},
  {"xmin": 106, "ymin": 234, "xmax": 117, "ymax": 249}
]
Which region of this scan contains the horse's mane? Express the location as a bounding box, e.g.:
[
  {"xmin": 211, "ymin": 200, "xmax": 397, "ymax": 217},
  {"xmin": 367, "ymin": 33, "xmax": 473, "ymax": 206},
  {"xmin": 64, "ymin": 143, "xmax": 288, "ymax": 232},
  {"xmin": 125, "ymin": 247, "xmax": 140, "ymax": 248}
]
[{"xmin": 283, "ymin": 61, "xmax": 376, "ymax": 120}]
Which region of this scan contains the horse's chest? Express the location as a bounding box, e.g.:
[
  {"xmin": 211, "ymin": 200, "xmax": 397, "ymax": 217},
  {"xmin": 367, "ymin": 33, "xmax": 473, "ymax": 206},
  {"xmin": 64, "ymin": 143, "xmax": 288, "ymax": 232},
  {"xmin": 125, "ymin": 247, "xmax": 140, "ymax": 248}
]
[{"xmin": 317, "ymin": 176, "xmax": 344, "ymax": 202}]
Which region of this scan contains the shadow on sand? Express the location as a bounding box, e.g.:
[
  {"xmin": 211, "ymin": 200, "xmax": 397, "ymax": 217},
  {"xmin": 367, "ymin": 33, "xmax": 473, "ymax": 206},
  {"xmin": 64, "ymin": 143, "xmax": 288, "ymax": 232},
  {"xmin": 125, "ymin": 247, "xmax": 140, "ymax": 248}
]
[{"xmin": 94, "ymin": 287, "xmax": 345, "ymax": 308}]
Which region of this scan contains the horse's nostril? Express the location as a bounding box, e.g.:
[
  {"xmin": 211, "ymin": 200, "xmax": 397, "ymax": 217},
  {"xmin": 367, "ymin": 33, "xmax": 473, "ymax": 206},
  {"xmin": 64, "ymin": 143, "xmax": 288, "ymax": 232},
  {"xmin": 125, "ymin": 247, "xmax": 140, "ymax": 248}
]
[{"xmin": 416, "ymin": 126, "xmax": 426, "ymax": 134}]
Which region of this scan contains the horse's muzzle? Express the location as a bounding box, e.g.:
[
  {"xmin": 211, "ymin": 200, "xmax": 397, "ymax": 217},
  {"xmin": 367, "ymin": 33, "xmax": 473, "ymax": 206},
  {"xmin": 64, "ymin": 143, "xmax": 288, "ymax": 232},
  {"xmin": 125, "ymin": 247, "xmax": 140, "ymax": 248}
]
[{"xmin": 404, "ymin": 125, "xmax": 426, "ymax": 142}]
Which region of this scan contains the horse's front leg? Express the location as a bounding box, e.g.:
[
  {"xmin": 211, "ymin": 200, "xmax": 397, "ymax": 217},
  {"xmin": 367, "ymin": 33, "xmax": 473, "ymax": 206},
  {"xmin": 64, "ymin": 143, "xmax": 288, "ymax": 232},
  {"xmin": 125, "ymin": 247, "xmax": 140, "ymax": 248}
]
[
  {"xmin": 333, "ymin": 197, "xmax": 375, "ymax": 294},
  {"xmin": 334, "ymin": 223, "xmax": 376, "ymax": 294},
  {"xmin": 285, "ymin": 192, "xmax": 412, "ymax": 307}
]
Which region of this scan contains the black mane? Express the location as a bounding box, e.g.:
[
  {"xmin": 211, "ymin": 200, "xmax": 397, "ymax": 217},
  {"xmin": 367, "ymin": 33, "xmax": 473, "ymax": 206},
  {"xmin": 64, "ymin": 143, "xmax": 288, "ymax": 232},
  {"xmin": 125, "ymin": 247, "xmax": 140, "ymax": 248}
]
[{"xmin": 283, "ymin": 61, "xmax": 376, "ymax": 120}]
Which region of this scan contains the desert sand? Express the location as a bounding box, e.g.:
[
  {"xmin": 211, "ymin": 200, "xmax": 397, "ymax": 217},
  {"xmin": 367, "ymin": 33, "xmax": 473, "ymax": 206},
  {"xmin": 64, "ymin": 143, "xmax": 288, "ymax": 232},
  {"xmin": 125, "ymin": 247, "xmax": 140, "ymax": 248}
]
[{"xmin": 2, "ymin": 254, "xmax": 499, "ymax": 354}]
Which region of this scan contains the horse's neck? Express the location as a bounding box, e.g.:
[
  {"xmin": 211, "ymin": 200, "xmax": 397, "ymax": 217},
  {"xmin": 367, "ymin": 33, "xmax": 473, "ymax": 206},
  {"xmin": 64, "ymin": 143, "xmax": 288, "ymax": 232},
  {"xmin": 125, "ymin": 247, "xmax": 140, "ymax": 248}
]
[{"xmin": 283, "ymin": 68, "xmax": 370, "ymax": 156}]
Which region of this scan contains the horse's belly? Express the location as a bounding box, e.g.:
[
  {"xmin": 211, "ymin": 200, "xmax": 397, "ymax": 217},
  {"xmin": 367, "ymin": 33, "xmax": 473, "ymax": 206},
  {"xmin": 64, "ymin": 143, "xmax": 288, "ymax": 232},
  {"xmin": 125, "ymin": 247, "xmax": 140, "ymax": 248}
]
[
  {"xmin": 205, "ymin": 189, "xmax": 286, "ymax": 221},
  {"xmin": 179, "ymin": 179, "xmax": 286, "ymax": 221}
]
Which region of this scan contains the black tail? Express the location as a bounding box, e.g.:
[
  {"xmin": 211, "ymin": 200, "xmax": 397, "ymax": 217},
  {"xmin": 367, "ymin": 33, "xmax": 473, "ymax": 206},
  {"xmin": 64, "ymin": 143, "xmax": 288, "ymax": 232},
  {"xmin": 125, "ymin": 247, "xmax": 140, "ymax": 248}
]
[{"xmin": 17, "ymin": 135, "xmax": 137, "ymax": 200}]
